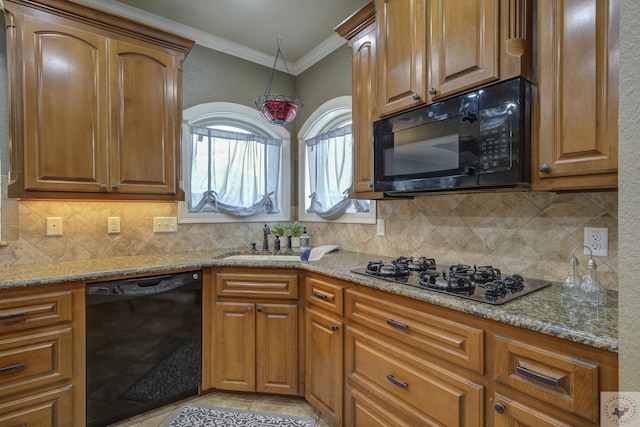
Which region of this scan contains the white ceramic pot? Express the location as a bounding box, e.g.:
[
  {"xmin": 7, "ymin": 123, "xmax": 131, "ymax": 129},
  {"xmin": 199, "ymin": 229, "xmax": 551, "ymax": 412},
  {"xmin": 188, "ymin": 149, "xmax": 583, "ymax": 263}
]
[{"xmin": 291, "ymin": 236, "xmax": 301, "ymax": 249}]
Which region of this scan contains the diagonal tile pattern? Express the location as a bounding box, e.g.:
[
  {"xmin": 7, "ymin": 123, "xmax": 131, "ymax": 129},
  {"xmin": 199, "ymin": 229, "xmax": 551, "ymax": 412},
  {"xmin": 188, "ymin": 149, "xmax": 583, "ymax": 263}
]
[{"xmin": 0, "ymin": 176, "xmax": 618, "ymax": 289}]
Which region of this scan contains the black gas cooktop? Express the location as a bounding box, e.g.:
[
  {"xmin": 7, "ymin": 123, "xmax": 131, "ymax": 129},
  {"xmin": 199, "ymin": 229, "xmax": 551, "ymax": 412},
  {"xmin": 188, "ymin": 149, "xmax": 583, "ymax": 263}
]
[{"xmin": 351, "ymin": 257, "xmax": 551, "ymax": 305}]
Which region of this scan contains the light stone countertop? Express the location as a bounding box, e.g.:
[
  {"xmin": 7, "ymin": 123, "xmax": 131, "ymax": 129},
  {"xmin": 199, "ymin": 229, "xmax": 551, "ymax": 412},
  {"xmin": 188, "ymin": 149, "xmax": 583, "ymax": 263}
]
[{"xmin": 0, "ymin": 248, "xmax": 618, "ymax": 352}]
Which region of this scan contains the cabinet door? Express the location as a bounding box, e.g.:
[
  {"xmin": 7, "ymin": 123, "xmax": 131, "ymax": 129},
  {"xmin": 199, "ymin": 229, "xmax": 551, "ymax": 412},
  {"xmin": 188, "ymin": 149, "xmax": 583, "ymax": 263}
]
[
  {"xmin": 255, "ymin": 303, "xmax": 298, "ymax": 395},
  {"xmin": 109, "ymin": 39, "xmax": 178, "ymax": 195},
  {"xmin": 534, "ymin": 0, "xmax": 619, "ymax": 190},
  {"xmin": 350, "ymin": 23, "xmax": 382, "ymax": 196},
  {"xmin": 428, "ymin": 0, "xmax": 499, "ymax": 100},
  {"xmin": 214, "ymin": 302, "xmax": 255, "ymax": 391},
  {"xmin": 305, "ymin": 308, "xmax": 343, "ymax": 425},
  {"xmin": 377, "ymin": 0, "xmax": 427, "ymax": 116},
  {"xmin": 21, "ymin": 14, "xmax": 108, "ymax": 192}
]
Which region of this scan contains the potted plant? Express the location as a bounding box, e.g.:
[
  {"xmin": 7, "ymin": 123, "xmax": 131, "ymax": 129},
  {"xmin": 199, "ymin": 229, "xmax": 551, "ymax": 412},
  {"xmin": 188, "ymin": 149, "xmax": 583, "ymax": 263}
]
[{"xmin": 288, "ymin": 222, "xmax": 304, "ymax": 249}]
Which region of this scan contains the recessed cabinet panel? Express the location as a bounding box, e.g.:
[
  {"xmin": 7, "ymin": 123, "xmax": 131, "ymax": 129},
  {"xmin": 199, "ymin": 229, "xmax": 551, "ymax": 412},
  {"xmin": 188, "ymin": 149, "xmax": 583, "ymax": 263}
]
[
  {"xmin": 377, "ymin": 0, "xmax": 427, "ymax": 116},
  {"xmin": 110, "ymin": 40, "xmax": 176, "ymax": 194},
  {"xmin": 214, "ymin": 302, "xmax": 256, "ymax": 391},
  {"xmin": 22, "ymin": 15, "xmax": 107, "ymax": 192},
  {"xmin": 494, "ymin": 335, "xmax": 599, "ymax": 422},
  {"xmin": 428, "ymin": 0, "xmax": 499, "ymax": 99},
  {"xmin": 534, "ymin": 0, "xmax": 618, "ymax": 190}
]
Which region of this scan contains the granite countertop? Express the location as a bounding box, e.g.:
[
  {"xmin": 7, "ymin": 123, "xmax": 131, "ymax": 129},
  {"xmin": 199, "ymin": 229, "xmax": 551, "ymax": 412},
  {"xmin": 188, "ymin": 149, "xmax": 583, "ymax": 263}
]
[{"xmin": 0, "ymin": 248, "xmax": 618, "ymax": 352}]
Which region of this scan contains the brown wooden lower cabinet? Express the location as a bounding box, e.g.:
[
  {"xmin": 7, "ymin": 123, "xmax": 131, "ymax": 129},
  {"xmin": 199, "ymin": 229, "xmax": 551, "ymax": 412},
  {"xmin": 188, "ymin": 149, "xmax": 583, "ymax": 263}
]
[
  {"xmin": 305, "ymin": 307, "xmax": 343, "ymax": 425},
  {"xmin": 345, "ymin": 325, "xmax": 484, "ymax": 426},
  {"xmin": 345, "ymin": 383, "xmax": 424, "ymax": 427},
  {"xmin": 0, "ymin": 282, "xmax": 84, "ymax": 426},
  {"xmin": 214, "ymin": 301, "xmax": 299, "ymax": 395}
]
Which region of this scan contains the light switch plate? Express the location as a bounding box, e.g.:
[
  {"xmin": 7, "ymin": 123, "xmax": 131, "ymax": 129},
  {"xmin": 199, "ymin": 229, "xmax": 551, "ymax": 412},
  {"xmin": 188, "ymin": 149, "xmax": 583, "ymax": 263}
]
[
  {"xmin": 153, "ymin": 217, "xmax": 178, "ymax": 233},
  {"xmin": 108, "ymin": 217, "xmax": 120, "ymax": 234},
  {"xmin": 46, "ymin": 217, "xmax": 62, "ymax": 236}
]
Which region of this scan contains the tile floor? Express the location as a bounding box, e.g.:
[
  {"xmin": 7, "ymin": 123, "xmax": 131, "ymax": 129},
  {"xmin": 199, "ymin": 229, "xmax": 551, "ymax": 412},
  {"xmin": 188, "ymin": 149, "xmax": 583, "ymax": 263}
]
[{"xmin": 111, "ymin": 390, "xmax": 336, "ymax": 427}]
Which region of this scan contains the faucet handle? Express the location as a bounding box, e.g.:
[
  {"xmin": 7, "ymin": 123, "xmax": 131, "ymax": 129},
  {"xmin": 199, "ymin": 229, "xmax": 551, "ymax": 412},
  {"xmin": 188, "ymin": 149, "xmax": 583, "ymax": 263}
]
[{"xmin": 250, "ymin": 242, "xmax": 257, "ymax": 252}]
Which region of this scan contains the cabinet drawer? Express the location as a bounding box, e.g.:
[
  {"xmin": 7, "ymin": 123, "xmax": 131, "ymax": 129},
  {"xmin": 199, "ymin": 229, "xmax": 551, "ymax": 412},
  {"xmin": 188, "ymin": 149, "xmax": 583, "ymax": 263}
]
[
  {"xmin": 0, "ymin": 384, "xmax": 73, "ymax": 426},
  {"xmin": 345, "ymin": 383, "xmax": 429, "ymax": 427},
  {"xmin": 346, "ymin": 326, "xmax": 484, "ymax": 426},
  {"xmin": 494, "ymin": 335, "xmax": 599, "ymax": 422},
  {"xmin": 0, "ymin": 328, "xmax": 73, "ymax": 399},
  {"xmin": 493, "ymin": 393, "xmax": 574, "ymax": 427},
  {"xmin": 305, "ymin": 276, "xmax": 344, "ymax": 315},
  {"xmin": 0, "ymin": 291, "xmax": 73, "ymax": 334},
  {"xmin": 216, "ymin": 272, "xmax": 298, "ymax": 299},
  {"xmin": 345, "ymin": 289, "xmax": 484, "ymax": 373}
]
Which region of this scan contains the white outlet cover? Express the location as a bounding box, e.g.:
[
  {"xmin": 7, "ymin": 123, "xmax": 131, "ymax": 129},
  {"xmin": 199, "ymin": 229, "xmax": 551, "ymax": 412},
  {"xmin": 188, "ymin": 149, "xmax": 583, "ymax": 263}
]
[{"xmin": 584, "ymin": 227, "xmax": 608, "ymax": 257}]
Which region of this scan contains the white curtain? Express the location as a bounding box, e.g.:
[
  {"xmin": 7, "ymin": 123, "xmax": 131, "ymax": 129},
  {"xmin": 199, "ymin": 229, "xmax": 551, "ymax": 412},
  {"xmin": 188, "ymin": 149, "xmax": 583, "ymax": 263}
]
[
  {"xmin": 189, "ymin": 126, "xmax": 281, "ymax": 217},
  {"xmin": 305, "ymin": 125, "xmax": 369, "ymax": 219}
]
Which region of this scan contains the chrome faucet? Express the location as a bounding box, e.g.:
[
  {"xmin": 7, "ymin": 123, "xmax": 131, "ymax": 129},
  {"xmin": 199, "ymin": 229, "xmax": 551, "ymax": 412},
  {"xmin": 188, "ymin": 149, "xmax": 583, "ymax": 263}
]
[{"xmin": 262, "ymin": 224, "xmax": 271, "ymax": 251}]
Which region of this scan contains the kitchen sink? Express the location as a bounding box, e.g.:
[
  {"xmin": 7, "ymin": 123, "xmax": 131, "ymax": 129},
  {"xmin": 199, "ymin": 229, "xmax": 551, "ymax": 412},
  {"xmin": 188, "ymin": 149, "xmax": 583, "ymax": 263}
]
[{"xmin": 221, "ymin": 254, "xmax": 301, "ymax": 261}]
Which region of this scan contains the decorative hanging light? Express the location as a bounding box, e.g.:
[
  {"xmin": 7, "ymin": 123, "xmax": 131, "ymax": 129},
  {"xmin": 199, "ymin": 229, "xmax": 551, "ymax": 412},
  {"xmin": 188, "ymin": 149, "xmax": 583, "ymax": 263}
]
[{"xmin": 255, "ymin": 36, "xmax": 303, "ymax": 126}]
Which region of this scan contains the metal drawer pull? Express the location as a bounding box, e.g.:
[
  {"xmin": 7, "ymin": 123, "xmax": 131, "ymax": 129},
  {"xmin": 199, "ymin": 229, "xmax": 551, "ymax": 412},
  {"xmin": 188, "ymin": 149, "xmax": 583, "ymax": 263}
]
[
  {"xmin": 386, "ymin": 319, "xmax": 408, "ymax": 330},
  {"xmin": 387, "ymin": 374, "xmax": 408, "ymax": 389},
  {"xmin": 516, "ymin": 366, "xmax": 559, "ymax": 387},
  {"xmin": 0, "ymin": 311, "xmax": 27, "ymax": 322},
  {"xmin": 0, "ymin": 362, "xmax": 26, "ymax": 374},
  {"xmin": 312, "ymin": 291, "xmax": 334, "ymax": 302}
]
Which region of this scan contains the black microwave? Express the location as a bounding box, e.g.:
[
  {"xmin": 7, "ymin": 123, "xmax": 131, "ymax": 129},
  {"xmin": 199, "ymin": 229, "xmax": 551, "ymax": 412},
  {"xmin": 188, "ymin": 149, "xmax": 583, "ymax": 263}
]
[{"xmin": 373, "ymin": 78, "xmax": 532, "ymax": 194}]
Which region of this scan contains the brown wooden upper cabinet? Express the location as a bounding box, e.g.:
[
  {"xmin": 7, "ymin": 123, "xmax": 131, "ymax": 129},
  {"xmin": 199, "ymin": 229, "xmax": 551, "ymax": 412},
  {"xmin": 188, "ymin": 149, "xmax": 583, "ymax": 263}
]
[
  {"xmin": 376, "ymin": 0, "xmax": 531, "ymax": 117},
  {"xmin": 532, "ymin": 0, "xmax": 619, "ymax": 191},
  {"xmin": 4, "ymin": 0, "xmax": 194, "ymax": 200}
]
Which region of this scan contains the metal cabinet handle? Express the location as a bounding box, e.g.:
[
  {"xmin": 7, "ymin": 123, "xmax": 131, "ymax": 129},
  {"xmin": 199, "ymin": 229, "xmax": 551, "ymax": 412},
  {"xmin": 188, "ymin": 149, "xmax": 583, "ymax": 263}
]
[
  {"xmin": 312, "ymin": 291, "xmax": 334, "ymax": 302},
  {"xmin": 412, "ymin": 92, "xmax": 421, "ymax": 101},
  {"xmin": 386, "ymin": 319, "xmax": 408, "ymax": 330},
  {"xmin": 516, "ymin": 366, "xmax": 559, "ymax": 387},
  {"xmin": 428, "ymin": 87, "xmax": 437, "ymax": 95},
  {"xmin": 112, "ymin": 184, "xmax": 119, "ymax": 190},
  {"xmin": 494, "ymin": 403, "xmax": 506, "ymax": 414},
  {"xmin": 386, "ymin": 374, "xmax": 408, "ymax": 389},
  {"xmin": 247, "ymin": 306, "xmax": 252, "ymax": 312},
  {"xmin": 100, "ymin": 183, "xmax": 108, "ymax": 190},
  {"xmin": 0, "ymin": 311, "xmax": 26, "ymax": 322},
  {"xmin": 331, "ymin": 325, "xmax": 339, "ymax": 332},
  {"xmin": 368, "ymin": 183, "xmax": 373, "ymax": 188},
  {"xmin": 257, "ymin": 306, "xmax": 263, "ymax": 313},
  {"xmin": 0, "ymin": 362, "xmax": 26, "ymax": 375},
  {"xmin": 539, "ymin": 163, "xmax": 550, "ymax": 173}
]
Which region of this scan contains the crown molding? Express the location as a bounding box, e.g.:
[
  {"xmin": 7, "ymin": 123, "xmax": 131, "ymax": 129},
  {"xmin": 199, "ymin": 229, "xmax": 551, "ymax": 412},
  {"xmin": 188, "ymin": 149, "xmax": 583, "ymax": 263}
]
[{"xmin": 72, "ymin": 0, "xmax": 337, "ymax": 75}]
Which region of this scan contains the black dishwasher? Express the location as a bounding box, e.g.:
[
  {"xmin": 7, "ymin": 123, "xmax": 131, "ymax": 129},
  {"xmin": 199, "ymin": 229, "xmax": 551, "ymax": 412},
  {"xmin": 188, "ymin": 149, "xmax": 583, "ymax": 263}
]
[{"xmin": 86, "ymin": 270, "xmax": 202, "ymax": 427}]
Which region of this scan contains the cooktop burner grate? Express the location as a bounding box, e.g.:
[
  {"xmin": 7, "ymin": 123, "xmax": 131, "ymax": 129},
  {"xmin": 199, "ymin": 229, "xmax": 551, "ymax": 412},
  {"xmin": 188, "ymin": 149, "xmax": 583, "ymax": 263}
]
[{"xmin": 352, "ymin": 258, "xmax": 550, "ymax": 305}]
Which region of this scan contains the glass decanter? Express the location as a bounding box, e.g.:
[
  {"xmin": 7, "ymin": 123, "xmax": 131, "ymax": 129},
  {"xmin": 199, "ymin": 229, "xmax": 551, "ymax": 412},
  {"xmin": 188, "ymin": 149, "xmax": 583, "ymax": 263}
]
[
  {"xmin": 561, "ymin": 253, "xmax": 582, "ymax": 300},
  {"xmin": 579, "ymin": 257, "xmax": 607, "ymax": 306}
]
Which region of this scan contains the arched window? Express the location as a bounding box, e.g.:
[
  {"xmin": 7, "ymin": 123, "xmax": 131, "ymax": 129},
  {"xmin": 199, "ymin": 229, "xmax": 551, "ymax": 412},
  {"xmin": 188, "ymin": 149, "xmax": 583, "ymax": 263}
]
[
  {"xmin": 179, "ymin": 102, "xmax": 291, "ymax": 223},
  {"xmin": 298, "ymin": 97, "xmax": 375, "ymax": 224}
]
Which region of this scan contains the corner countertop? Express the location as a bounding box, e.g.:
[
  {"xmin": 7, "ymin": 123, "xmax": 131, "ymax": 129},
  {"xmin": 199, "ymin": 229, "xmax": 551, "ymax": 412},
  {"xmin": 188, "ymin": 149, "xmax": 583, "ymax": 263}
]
[{"xmin": 0, "ymin": 248, "xmax": 618, "ymax": 352}]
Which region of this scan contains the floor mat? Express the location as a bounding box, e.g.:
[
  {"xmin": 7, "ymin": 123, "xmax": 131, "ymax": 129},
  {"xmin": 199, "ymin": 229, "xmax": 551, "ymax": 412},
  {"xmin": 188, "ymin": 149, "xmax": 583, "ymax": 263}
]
[
  {"xmin": 120, "ymin": 340, "xmax": 201, "ymax": 402},
  {"xmin": 162, "ymin": 404, "xmax": 316, "ymax": 427}
]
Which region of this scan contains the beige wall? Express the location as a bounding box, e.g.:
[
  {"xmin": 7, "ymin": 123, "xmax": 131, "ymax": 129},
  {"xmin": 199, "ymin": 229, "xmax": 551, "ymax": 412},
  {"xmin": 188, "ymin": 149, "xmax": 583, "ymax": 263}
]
[{"xmin": 618, "ymin": 0, "xmax": 639, "ymax": 392}]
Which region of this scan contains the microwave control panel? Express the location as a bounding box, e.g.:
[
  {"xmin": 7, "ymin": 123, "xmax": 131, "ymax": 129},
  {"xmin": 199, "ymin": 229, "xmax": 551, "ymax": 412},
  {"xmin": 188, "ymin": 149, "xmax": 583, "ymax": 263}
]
[{"xmin": 479, "ymin": 122, "xmax": 511, "ymax": 172}]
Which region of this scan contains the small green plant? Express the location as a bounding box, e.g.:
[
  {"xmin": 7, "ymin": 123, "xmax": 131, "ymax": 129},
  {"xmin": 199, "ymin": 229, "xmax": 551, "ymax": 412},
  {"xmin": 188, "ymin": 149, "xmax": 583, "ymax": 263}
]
[
  {"xmin": 271, "ymin": 222, "xmax": 289, "ymax": 237},
  {"xmin": 289, "ymin": 222, "xmax": 304, "ymax": 237}
]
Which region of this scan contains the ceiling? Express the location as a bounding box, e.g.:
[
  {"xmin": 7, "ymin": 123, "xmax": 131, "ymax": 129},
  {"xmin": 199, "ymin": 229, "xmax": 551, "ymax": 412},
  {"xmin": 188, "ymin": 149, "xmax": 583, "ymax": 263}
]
[{"xmin": 75, "ymin": 0, "xmax": 371, "ymax": 74}]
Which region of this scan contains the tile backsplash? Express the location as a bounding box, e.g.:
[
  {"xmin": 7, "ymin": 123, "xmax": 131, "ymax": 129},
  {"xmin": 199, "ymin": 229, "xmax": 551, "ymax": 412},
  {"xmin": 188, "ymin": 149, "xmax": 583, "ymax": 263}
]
[{"xmin": 0, "ymin": 179, "xmax": 617, "ymax": 290}]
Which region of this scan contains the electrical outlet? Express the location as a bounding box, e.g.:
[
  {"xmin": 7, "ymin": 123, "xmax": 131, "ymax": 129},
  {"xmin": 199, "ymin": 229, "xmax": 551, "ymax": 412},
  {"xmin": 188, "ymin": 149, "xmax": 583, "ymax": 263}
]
[
  {"xmin": 108, "ymin": 217, "xmax": 120, "ymax": 234},
  {"xmin": 376, "ymin": 219, "xmax": 385, "ymax": 236},
  {"xmin": 584, "ymin": 227, "xmax": 608, "ymax": 257},
  {"xmin": 46, "ymin": 217, "xmax": 62, "ymax": 236},
  {"xmin": 153, "ymin": 217, "xmax": 178, "ymax": 233}
]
